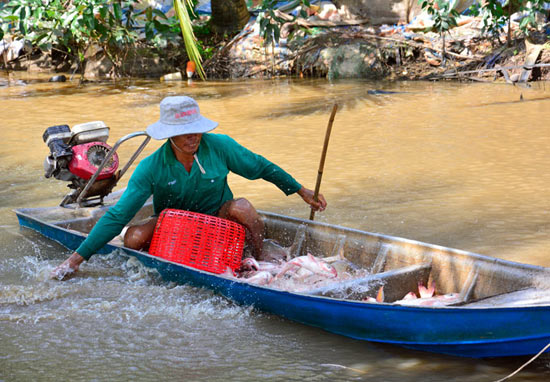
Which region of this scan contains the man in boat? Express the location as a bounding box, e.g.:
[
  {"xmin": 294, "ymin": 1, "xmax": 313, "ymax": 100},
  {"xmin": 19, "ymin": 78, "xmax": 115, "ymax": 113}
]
[{"xmin": 52, "ymin": 96, "xmax": 327, "ymax": 279}]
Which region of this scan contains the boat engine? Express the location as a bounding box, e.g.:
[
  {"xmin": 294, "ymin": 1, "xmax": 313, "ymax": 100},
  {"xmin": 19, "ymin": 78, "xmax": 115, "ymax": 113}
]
[{"xmin": 43, "ymin": 121, "xmax": 119, "ymax": 207}]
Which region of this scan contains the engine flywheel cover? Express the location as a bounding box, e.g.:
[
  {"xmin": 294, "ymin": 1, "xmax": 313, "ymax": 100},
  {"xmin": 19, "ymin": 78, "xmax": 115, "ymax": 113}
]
[{"xmin": 68, "ymin": 142, "xmax": 119, "ymax": 180}]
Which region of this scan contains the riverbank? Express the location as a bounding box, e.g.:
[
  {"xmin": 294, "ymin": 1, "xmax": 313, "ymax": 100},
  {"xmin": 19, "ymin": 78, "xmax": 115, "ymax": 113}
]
[
  {"xmin": 2, "ymin": 11, "xmax": 549, "ymax": 84},
  {"xmin": 202, "ymin": 13, "xmax": 550, "ymax": 84}
]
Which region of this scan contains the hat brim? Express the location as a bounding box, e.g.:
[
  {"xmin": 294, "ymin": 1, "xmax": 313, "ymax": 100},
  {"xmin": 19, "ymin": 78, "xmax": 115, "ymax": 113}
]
[{"xmin": 146, "ymin": 115, "xmax": 218, "ymax": 140}]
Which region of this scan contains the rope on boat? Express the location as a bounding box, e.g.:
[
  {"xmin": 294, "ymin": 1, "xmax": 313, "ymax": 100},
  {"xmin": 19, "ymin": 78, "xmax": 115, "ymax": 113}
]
[{"xmin": 492, "ymin": 341, "xmax": 550, "ymax": 382}]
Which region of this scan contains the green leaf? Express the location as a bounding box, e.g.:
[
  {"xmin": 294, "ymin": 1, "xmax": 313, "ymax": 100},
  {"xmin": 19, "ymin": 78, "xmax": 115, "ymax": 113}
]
[
  {"xmin": 153, "ymin": 19, "xmax": 169, "ymax": 33},
  {"xmin": 38, "ymin": 41, "xmax": 52, "ymax": 51},
  {"xmin": 113, "ymin": 3, "xmax": 122, "ymax": 21},
  {"xmin": 34, "ymin": 32, "xmax": 48, "ymax": 43},
  {"xmin": 95, "ymin": 23, "xmax": 108, "ymax": 37},
  {"xmin": 99, "ymin": 6, "xmax": 107, "ymax": 20},
  {"xmin": 519, "ymin": 17, "xmax": 529, "ymax": 29},
  {"xmin": 152, "ymin": 9, "xmax": 167, "ymax": 19},
  {"xmin": 62, "ymin": 11, "xmax": 77, "ymax": 28},
  {"xmin": 18, "ymin": 5, "xmax": 26, "ymax": 20},
  {"xmin": 260, "ymin": 17, "xmax": 269, "ymax": 30},
  {"xmin": 145, "ymin": 21, "xmax": 155, "ymax": 40},
  {"xmin": 35, "ymin": 7, "xmax": 43, "ymax": 21},
  {"xmin": 173, "ymin": 0, "xmax": 205, "ymax": 79},
  {"xmin": 273, "ymin": 24, "xmax": 280, "ymax": 42},
  {"xmin": 84, "ymin": 9, "xmax": 95, "ymax": 31}
]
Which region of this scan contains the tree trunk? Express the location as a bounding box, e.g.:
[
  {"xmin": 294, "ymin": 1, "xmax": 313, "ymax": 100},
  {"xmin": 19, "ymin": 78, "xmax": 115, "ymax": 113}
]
[{"xmin": 210, "ymin": 0, "xmax": 250, "ymax": 35}]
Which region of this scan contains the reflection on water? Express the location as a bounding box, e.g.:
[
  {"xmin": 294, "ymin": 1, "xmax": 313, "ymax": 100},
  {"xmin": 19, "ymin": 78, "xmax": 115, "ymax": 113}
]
[{"xmin": 1, "ymin": 73, "xmax": 550, "ymax": 381}]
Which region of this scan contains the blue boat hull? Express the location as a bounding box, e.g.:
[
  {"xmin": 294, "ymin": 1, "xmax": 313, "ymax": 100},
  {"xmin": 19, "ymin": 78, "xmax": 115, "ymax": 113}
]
[{"xmin": 15, "ymin": 210, "xmax": 550, "ymax": 358}]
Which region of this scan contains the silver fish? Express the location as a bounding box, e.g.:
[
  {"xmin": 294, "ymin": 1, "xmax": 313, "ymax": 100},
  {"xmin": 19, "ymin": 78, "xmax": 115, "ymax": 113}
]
[
  {"xmin": 260, "ymin": 239, "xmax": 291, "ymax": 262},
  {"xmin": 244, "ymin": 270, "xmax": 273, "ymax": 285},
  {"xmin": 395, "ymin": 293, "xmax": 462, "ymax": 307},
  {"xmin": 240, "ymin": 257, "xmax": 260, "ymax": 271},
  {"xmin": 273, "ymin": 253, "xmax": 338, "ymax": 281}
]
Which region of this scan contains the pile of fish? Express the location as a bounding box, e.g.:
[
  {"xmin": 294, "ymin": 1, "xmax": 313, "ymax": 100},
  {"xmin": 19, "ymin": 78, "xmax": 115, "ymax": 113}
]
[
  {"xmin": 235, "ymin": 253, "xmax": 343, "ymax": 292},
  {"xmin": 223, "ymin": 239, "xmax": 359, "ymax": 292},
  {"xmin": 229, "ymin": 239, "xmax": 461, "ymax": 306}
]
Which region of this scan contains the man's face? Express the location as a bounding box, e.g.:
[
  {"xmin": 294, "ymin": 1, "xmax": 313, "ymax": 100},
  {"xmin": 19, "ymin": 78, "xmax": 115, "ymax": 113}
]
[{"xmin": 172, "ymin": 133, "xmax": 202, "ymax": 155}]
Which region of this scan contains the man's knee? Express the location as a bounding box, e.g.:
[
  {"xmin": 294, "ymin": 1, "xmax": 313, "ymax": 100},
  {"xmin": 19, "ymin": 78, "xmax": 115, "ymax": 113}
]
[
  {"xmin": 219, "ymin": 198, "xmax": 264, "ymax": 258},
  {"xmin": 224, "ymin": 198, "xmax": 263, "ymax": 224},
  {"xmin": 123, "ymin": 218, "xmax": 157, "ymax": 250},
  {"xmin": 124, "ymin": 226, "xmax": 146, "ymax": 249},
  {"xmin": 226, "ymin": 198, "xmax": 255, "ymax": 218}
]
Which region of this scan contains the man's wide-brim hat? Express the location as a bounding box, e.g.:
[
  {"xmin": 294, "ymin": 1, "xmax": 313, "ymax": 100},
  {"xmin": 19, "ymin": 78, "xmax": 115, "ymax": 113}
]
[{"xmin": 146, "ymin": 96, "xmax": 218, "ymax": 140}]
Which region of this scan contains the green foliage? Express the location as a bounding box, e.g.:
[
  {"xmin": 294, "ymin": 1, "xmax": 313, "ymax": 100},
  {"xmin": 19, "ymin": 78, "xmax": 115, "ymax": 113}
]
[
  {"xmin": 190, "ymin": 22, "xmax": 213, "ymax": 59},
  {"xmin": 193, "ymin": 22, "xmax": 211, "ymax": 38},
  {"xmin": 142, "ymin": 6, "xmax": 182, "ymax": 49},
  {"xmin": 258, "ymin": 0, "xmax": 310, "ymax": 47},
  {"xmin": 0, "ymin": 0, "xmax": 182, "ymax": 66},
  {"xmin": 516, "ymin": 0, "xmax": 550, "ymax": 35},
  {"xmin": 469, "ymin": 0, "xmax": 508, "ymax": 41},
  {"xmin": 196, "ymin": 38, "xmax": 214, "ymax": 60},
  {"xmin": 419, "ymin": 0, "xmax": 459, "ymax": 35},
  {"xmin": 469, "ymin": 0, "xmax": 550, "ymax": 40},
  {"xmin": 0, "ymin": 0, "xmax": 216, "ymax": 79}
]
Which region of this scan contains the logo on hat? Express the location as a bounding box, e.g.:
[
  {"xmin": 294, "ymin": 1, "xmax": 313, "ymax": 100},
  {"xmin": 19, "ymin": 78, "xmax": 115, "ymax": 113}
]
[{"xmin": 175, "ymin": 108, "xmax": 198, "ymax": 119}]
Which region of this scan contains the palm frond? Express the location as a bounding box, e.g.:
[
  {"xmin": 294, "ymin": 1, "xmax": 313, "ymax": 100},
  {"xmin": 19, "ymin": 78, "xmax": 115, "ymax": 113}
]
[{"xmin": 173, "ymin": 0, "xmax": 205, "ymax": 79}]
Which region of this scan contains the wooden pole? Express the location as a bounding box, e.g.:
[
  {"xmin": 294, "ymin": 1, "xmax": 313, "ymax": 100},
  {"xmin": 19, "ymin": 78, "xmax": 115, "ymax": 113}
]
[{"xmin": 310, "ymin": 103, "xmax": 338, "ymax": 221}]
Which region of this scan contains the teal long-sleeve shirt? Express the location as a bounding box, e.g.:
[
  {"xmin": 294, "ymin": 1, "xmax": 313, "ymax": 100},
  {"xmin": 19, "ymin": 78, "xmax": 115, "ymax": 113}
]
[{"xmin": 76, "ymin": 133, "xmax": 302, "ymax": 260}]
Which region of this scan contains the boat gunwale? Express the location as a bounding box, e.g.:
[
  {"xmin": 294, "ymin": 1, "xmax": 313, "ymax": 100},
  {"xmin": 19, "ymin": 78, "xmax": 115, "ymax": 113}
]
[{"xmin": 14, "ymin": 205, "xmax": 550, "ymax": 275}]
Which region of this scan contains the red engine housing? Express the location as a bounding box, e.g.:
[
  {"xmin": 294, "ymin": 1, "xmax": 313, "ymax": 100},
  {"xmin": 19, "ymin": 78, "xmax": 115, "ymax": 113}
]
[{"xmin": 68, "ymin": 142, "xmax": 119, "ymax": 180}]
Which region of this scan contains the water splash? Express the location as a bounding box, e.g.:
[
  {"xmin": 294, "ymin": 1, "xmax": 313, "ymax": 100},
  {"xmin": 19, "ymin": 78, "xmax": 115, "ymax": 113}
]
[
  {"xmin": 120, "ymin": 254, "xmax": 162, "ymax": 285},
  {"xmin": 0, "ymin": 283, "xmax": 69, "ymax": 305}
]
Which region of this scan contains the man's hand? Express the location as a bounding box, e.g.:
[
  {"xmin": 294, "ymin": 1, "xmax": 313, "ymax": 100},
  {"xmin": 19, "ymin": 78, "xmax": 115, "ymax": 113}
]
[
  {"xmin": 297, "ymin": 187, "xmax": 327, "ymax": 212},
  {"xmin": 50, "ymin": 252, "xmax": 85, "ymax": 280}
]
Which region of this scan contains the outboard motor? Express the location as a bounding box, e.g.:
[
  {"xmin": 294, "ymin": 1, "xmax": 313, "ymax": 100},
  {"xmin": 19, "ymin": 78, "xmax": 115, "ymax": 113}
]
[{"xmin": 43, "ymin": 121, "xmax": 119, "ymax": 207}]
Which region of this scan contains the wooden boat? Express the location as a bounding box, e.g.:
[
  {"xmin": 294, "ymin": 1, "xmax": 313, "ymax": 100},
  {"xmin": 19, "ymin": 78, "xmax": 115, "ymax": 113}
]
[{"xmin": 14, "ymin": 191, "xmax": 550, "ymax": 359}]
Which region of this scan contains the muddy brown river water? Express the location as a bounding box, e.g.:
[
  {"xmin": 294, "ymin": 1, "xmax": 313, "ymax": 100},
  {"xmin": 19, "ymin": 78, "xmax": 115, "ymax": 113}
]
[{"xmin": 1, "ymin": 72, "xmax": 550, "ymax": 381}]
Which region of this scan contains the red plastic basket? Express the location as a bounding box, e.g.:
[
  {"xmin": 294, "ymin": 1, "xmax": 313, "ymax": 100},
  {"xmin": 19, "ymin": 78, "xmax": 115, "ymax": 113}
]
[{"xmin": 148, "ymin": 209, "xmax": 245, "ymax": 274}]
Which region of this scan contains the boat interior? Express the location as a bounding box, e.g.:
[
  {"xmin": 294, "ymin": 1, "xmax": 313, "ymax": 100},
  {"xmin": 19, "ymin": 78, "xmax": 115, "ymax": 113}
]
[
  {"xmin": 264, "ymin": 212, "xmax": 550, "ymax": 305},
  {"xmin": 18, "ymin": 193, "xmax": 550, "ymax": 307}
]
